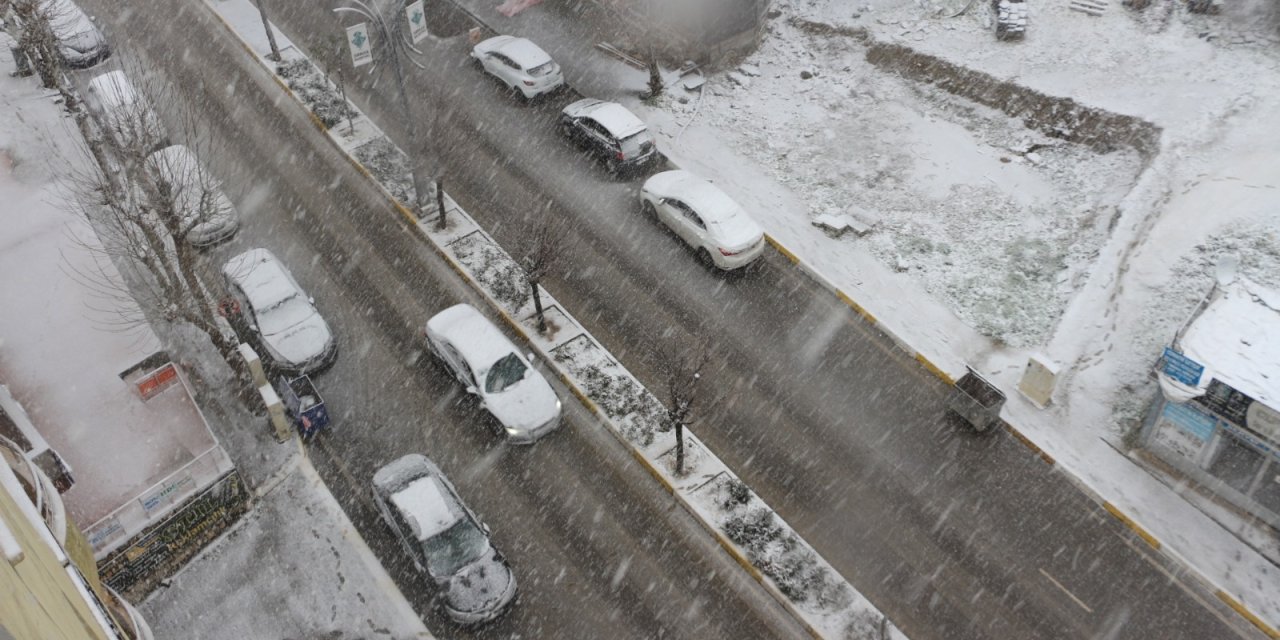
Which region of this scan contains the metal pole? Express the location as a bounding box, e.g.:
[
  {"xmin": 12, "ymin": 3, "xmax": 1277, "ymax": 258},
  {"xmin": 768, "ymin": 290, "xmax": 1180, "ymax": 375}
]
[
  {"xmin": 382, "ymin": 19, "xmax": 436, "ymax": 219},
  {"xmin": 255, "ymin": 0, "xmax": 282, "ymax": 62}
]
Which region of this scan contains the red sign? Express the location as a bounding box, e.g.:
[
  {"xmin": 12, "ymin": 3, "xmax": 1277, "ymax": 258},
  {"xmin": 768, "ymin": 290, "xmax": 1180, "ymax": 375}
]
[{"xmin": 137, "ymin": 363, "xmax": 179, "ymax": 401}]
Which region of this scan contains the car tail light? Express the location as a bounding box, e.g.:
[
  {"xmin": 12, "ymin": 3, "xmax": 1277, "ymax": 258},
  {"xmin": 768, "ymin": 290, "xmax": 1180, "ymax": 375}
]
[
  {"xmin": 523, "ymin": 80, "xmax": 535, "ymax": 86},
  {"xmin": 719, "ymin": 247, "xmax": 743, "ymax": 257},
  {"xmin": 616, "ymin": 150, "xmax": 625, "ymax": 160}
]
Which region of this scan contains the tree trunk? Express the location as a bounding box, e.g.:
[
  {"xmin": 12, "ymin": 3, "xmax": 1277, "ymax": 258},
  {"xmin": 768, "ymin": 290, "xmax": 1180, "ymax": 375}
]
[
  {"xmin": 255, "ymin": 0, "xmax": 282, "ymax": 62},
  {"xmin": 434, "ymin": 178, "xmax": 447, "ymax": 230},
  {"xmin": 530, "ymin": 279, "xmax": 546, "ymax": 333},
  {"xmin": 647, "ymin": 50, "xmax": 663, "ymax": 98},
  {"xmin": 675, "ymin": 420, "xmax": 684, "ymax": 475}
]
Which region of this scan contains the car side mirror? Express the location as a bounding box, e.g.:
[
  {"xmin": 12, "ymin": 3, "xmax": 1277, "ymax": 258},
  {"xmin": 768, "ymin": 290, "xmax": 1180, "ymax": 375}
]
[
  {"xmin": 308, "ymin": 296, "xmax": 315, "ymax": 304},
  {"xmin": 248, "ymin": 323, "xmax": 258, "ymax": 332},
  {"xmin": 527, "ymin": 352, "xmax": 535, "ymax": 362},
  {"xmin": 465, "ymin": 385, "xmax": 477, "ymax": 395}
]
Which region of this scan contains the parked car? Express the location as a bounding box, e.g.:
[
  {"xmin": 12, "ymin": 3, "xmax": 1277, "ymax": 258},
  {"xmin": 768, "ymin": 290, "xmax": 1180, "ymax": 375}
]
[
  {"xmin": 221, "ymin": 248, "xmax": 336, "ymax": 374},
  {"xmin": 640, "ymin": 170, "xmax": 766, "ymax": 270},
  {"xmin": 558, "ymin": 98, "xmax": 657, "ymax": 175},
  {"xmin": 372, "ymin": 454, "xmax": 517, "ymax": 626},
  {"xmin": 3, "ymin": 0, "xmax": 110, "ymax": 68},
  {"xmin": 143, "ymin": 145, "xmax": 239, "ymax": 246},
  {"xmin": 470, "ymin": 35, "xmax": 563, "ymax": 100},
  {"xmin": 84, "ymin": 70, "xmax": 166, "ymax": 153},
  {"xmin": 424, "ymin": 304, "xmax": 561, "ymax": 444}
]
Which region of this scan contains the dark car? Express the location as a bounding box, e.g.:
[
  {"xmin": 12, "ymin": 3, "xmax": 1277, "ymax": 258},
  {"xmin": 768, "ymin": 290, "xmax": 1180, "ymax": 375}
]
[{"xmin": 557, "ymin": 98, "xmax": 657, "ymax": 175}]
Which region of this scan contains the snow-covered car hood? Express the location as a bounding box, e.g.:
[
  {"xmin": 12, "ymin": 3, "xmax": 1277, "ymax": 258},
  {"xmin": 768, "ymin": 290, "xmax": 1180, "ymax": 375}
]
[
  {"xmin": 444, "ymin": 551, "xmax": 516, "ymax": 621},
  {"xmin": 261, "ymin": 312, "xmax": 332, "ymax": 368},
  {"xmin": 483, "ymin": 373, "xmax": 560, "ymax": 433}
]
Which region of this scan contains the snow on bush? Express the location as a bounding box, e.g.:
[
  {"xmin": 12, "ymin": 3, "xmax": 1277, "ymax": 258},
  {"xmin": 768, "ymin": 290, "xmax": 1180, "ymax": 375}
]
[
  {"xmin": 716, "ymin": 478, "xmax": 852, "ymax": 609},
  {"xmin": 276, "ymin": 58, "xmax": 353, "ymax": 129},
  {"xmin": 449, "ymin": 232, "xmax": 529, "ymax": 313},
  {"xmin": 352, "ymin": 136, "xmax": 416, "ymax": 207},
  {"xmin": 551, "ymin": 335, "xmax": 666, "ymax": 446}
]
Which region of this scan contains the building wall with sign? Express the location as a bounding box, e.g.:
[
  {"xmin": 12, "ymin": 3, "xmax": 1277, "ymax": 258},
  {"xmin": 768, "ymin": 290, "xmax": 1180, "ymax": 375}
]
[{"xmin": 1143, "ymin": 277, "xmax": 1280, "ymax": 529}]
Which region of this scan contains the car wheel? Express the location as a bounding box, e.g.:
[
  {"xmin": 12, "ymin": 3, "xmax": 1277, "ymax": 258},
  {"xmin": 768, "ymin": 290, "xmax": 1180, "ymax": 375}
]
[
  {"xmin": 698, "ymin": 248, "xmax": 716, "ymax": 268},
  {"xmin": 642, "ymin": 201, "xmax": 658, "ymax": 220},
  {"xmin": 605, "ymin": 157, "xmax": 620, "ymax": 175}
]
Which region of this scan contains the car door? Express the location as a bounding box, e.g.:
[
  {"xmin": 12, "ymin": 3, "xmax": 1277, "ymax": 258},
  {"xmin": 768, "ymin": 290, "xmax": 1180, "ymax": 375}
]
[
  {"xmin": 489, "ymin": 52, "xmax": 516, "ymax": 86},
  {"xmin": 665, "ymin": 200, "xmax": 701, "ymax": 246},
  {"xmin": 582, "ymin": 119, "xmax": 613, "ymax": 157}
]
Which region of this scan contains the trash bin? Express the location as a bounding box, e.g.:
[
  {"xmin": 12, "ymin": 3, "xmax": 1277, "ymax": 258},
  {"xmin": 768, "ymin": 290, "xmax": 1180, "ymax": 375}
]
[{"xmin": 947, "ymin": 366, "xmax": 1007, "ymax": 432}]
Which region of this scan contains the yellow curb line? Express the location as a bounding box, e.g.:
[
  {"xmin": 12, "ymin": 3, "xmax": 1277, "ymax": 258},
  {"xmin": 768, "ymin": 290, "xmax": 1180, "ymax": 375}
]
[
  {"xmin": 1217, "ymin": 591, "xmax": 1280, "ymax": 639},
  {"xmin": 1003, "ymin": 423, "xmax": 1056, "ymax": 466},
  {"xmin": 1102, "ymin": 501, "xmax": 1161, "ymax": 550}
]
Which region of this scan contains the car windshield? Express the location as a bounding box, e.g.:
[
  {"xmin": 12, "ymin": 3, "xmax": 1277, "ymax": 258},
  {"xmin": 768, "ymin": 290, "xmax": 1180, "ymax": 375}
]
[
  {"xmin": 485, "ymin": 353, "xmax": 528, "ymax": 394},
  {"xmin": 528, "ymin": 61, "xmax": 556, "ymax": 77},
  {"xmin": 256, "ymin": 293, "xmax": 313, "ymax": 335},
  {"xmin": 422, "ymin": 518, "xmax": 489, "ymax": 576},
  {"xmin": 620, "ymin": 131, "xmax": 653, "ymax": 159}
]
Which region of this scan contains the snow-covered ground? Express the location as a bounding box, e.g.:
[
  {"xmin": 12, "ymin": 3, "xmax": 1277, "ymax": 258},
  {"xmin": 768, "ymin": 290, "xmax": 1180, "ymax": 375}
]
[{"xmin": 139, "ymin": 454, "xmax": 434, "ymax": 640}]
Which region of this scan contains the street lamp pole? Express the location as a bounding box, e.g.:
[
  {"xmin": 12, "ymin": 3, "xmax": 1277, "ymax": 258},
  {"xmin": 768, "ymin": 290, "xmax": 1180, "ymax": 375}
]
[{"xmin": 334, "ymin": 0, "xmax": 438, "ymax": 221}]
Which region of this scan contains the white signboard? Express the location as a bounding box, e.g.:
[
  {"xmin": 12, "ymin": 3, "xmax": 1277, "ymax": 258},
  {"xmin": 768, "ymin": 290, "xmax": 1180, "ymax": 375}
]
[
  {"xmin": 406, "ymin": 0, "xmax": 428, "ymax": 44},
  {"xmin": 347, "ymin": 22, "xmax": 373, "ymax": 67}
]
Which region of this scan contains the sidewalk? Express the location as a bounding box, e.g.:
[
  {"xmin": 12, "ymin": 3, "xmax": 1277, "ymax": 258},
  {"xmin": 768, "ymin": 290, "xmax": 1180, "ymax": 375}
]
[
  {"xmin": 449, "ymin": 0, "xmax": 1280, "ymax": 634},
  {"xmin": 139, "ymin": 451, "xmax": 433, "ymax": 640}
]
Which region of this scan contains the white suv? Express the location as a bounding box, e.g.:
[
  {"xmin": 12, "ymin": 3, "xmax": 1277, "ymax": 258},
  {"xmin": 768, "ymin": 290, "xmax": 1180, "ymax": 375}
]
[{"xmin": 373, "ymin": 454, "xmax": 517, "ymax": 626}]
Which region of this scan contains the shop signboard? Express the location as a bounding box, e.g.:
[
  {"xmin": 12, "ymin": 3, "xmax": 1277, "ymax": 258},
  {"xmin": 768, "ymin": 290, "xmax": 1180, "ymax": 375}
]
[{"xmin": 1161, "ymin": 347, "xmax": 1204, "ymax": 386}]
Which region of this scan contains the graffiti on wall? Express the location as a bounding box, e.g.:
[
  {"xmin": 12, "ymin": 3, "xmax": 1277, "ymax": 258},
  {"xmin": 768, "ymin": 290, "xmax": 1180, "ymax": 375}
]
[{"xmin": 97, "ymin": 471, "xmax": 248, "ymax": 599}]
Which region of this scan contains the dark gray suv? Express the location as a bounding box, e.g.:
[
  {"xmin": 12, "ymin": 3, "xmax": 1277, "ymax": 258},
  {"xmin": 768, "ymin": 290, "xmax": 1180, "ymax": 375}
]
[{"xmin": 558, "ymin": 98, "xmax": 657, "ymax": 175}]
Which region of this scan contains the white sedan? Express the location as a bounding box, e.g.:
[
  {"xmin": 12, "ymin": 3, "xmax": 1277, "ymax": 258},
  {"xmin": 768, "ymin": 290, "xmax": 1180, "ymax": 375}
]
[
  {"xmin": 144, "ymin": 145, "xmax": 239, "ymax": 246},
  {"xmin": 424, "ymin": 304, "xmax": 561, "ymax": 443},
  {"xmin": 222, "ymin": 248, "xmax": 336, "ymax": 374},
  {"xmin": 470, "ymin": 35, "xmax": 563, "ymax": 100},
  {"xmin": 640, "ymin": 170, "xmax": 766, "ymax": 270}
]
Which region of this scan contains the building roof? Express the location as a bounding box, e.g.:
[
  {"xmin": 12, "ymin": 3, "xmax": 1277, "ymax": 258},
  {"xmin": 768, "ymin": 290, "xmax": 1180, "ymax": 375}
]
[{"xmin": 1164, "ymin": 277, "xmax": 1279, "ymax": 409}]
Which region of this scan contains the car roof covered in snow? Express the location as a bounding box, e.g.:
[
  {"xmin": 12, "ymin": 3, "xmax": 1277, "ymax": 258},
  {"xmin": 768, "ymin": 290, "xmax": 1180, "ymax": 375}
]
[
  {"xmin": 485, "ymin": 35, "xmax": 552, "ymax": 68},
  {"xmin": 146, "ymin": 145, "xmax": 203, "ymax": 182},
  {"xmin": 87, "ymin": 70, "xmax": 138, "ymax": 110},
  {"xmin": 563, "ymin": 99, "xmax": 647, "ymax": 139},
  {"xmin": 426, "ymin": 304, "xmax": 519, "ymax": 370},
  {"xmin": 1164, "ymin": 277, "xmax": 1280, "ymax": 408},
  {"xmin": 645, "ymin": 170, "xmax": 746, "ymax": 224},
  {"xmin": 222, "ymin": 248, "xmax": 300, "ymax": 311},
  {"xmin": 373, "ymin": 454, "xmax": 462, "ymax": 541}
]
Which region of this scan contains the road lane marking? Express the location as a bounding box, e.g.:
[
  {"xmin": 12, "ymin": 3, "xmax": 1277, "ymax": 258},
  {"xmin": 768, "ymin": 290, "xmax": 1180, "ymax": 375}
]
[{"xmin": 1039, "ymin": 568, "xmax": 1093, "ymax": 614}]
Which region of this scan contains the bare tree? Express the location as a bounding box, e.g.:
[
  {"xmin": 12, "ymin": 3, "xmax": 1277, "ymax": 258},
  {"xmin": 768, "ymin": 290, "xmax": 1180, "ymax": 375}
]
[
  {"xmin": 254, "ymin": 0, "xmax": 282, "ymax": 62},
  {"xmin": 311, "ymin": 33, "xmax": 355, "ymax": 135},
  {"xmin": 518, "ymin": 203, "xmax": 566, "ymax": 333},
  {"xmin": 63, "ymin": 60, "xmax": 249, "ymax": 391},
  {"xmin": 8, "ymin": 0, "xmax": 70, "ymax": 89},
  {"xmin": 646, "ymin": 46, "xmax": 664, "ymax": 98},
  {"xmin": 662, "ymin": 344, "xmax": 709, "ymax": 475}
]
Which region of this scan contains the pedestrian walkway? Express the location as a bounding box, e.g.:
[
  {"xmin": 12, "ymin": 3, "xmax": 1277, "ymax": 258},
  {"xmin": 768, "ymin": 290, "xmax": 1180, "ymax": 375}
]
[{"xmin": 139, "ymin": 450, "xmax": 434, "ymax": 640}]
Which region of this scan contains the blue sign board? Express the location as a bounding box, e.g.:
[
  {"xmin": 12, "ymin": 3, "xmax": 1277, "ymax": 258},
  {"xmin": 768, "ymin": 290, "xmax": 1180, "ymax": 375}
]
[
  {"xmin": 1162, "ymin": 347, "xmax": 1204, "ymax": 386},
  {"xmin": 1161, "ymin": 401, "xmax": 1216, "ymax": 442}
]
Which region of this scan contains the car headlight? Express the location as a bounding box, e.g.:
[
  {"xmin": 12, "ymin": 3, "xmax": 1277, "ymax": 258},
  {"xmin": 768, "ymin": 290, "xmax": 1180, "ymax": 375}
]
[{"xmin": 505, "ymin": 426, "xmax": 522, "ymax": 437}]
